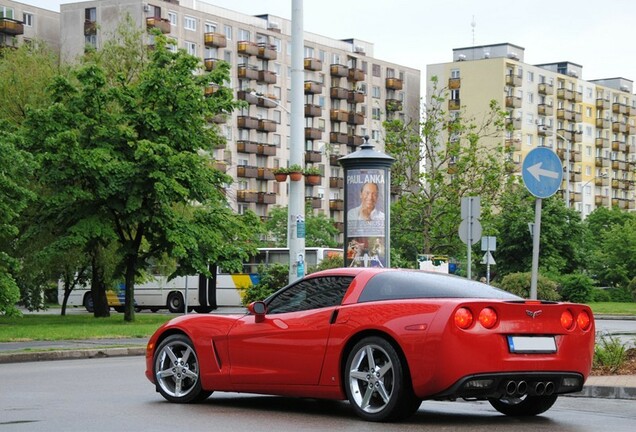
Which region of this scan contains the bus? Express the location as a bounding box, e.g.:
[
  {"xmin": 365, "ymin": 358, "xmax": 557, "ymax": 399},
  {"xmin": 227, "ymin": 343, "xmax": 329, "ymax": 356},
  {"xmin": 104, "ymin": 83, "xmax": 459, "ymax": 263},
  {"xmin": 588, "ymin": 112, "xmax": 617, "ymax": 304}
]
[{"xmin": 59, "ymin": 247, "xmax": 343, "ymax": 313}]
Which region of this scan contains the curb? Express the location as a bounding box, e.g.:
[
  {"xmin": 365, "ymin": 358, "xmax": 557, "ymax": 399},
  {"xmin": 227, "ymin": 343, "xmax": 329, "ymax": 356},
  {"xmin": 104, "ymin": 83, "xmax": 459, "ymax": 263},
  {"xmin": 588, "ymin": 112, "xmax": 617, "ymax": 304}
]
[
  {"xmin": 569, "ymin": 385, "xmax": 636, "ymax": 400},
  {"xmin": 0, "ymin": 346, "xmax": 146, "ymax": 364}
]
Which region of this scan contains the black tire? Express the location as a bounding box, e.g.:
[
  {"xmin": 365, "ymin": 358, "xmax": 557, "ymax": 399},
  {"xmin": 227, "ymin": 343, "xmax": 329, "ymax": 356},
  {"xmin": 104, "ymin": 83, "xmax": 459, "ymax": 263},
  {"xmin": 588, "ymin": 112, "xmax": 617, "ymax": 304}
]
[
  {"xmin": 83, "ymin": 293, "xmax": 94, "ymax": 313},
  {"xmin": 488, "ymin": 394, "xmax": 558, "ymax": 416},
  {"xmin": 150, "ymin": 308, "xmax": 160, "ymax": 313},
  {"xmin": 194, "ymin": 306, "xmax": 213, "ymax": 314},
  {"xmin": 113, "ymin": 306, "xmax": 124, "ymax": 313},
  {"xmin": 167, "ymin": 292, "xmax": 184, "ymax": 313},
  {"xmin": 153, "ymin": 334, "xmax": 212, "ymax": 403},
  {"xmin": 344, "ymin": 336, "xmax": 420, "ymax": 422}
]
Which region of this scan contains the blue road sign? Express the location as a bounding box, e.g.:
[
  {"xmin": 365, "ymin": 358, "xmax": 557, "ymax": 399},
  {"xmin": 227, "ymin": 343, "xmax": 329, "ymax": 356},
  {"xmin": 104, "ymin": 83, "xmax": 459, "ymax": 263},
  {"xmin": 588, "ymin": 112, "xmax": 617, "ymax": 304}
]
[{"xmin": 522, "ymin": 147, "xmax": 563, "ymax": 198}]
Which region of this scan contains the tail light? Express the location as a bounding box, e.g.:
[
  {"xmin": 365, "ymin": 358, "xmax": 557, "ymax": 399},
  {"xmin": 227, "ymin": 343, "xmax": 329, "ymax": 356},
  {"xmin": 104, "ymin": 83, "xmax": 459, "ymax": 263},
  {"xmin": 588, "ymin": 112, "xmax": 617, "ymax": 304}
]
[
  {"xmin": 478, "ymin": 307, "xmax": 498, "ymax": 329},
  {"xmin": 454, "ymin": 307, "xmax": 474, "ymax": 329},
  {"xmin": 560, "ymin": 310, "xmax": 574, "ymax": 330},
  {"xmin": 577, "ymin": 310, "xmax": 592, "ymax": 331}
]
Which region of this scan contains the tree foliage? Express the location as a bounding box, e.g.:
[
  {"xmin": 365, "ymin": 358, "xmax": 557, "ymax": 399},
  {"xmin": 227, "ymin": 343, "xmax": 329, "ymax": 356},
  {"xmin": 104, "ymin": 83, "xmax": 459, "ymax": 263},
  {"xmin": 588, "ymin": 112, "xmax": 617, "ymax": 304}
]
[
  {"xmin": 385, "ymin": 76, "xmax": 511, "ymax": 263},
  {"xmin": 496, "ymin": 272, "xmax": 560, "ymax": 301},
  {"xmin": 264, "ymin": 204, "xmax": 339, "ymax": 248}
]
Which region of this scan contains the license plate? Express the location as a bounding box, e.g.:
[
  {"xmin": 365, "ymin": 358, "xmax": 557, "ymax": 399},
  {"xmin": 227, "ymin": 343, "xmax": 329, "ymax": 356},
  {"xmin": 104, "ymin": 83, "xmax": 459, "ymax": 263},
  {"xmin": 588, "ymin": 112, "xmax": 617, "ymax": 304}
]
[{"xmin": 507, "ymin": 336, "xmax": 556, "ymax": 353}]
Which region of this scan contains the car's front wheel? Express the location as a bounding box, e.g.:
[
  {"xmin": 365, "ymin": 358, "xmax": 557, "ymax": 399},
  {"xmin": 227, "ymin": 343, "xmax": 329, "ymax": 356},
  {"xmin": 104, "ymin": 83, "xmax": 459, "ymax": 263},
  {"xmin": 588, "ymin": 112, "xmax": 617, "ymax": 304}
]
[
  {"xmin": 344, "ymin": 336, "xmax": 420, "ymax": 422},
  {"xmin": 153, "ymin": 334, "xmax": 211, "ymax": 403},
  {"xmin": 488, "ymin": 394, "xmax": 558, "ymax": 416}
]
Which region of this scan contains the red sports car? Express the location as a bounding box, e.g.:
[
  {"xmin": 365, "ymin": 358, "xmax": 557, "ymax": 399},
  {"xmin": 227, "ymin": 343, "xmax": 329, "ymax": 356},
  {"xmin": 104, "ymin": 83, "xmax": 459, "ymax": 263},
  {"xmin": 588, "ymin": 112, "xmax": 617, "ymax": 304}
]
[{"xmin": 145, "ymin": 268, "xmax": 595, "ymax": 422}]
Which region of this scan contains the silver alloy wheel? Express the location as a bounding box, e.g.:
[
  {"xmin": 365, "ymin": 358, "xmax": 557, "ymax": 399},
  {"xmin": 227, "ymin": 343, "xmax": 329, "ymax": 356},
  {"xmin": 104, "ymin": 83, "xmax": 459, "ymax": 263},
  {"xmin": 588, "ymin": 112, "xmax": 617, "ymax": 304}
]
[
  {"xmin": 348, "ymin": 344, "xmax": 395, "ymax": 414},
  {"xmin": 155, "ymin": 338, "xmax": 200, "ymax": 399}
]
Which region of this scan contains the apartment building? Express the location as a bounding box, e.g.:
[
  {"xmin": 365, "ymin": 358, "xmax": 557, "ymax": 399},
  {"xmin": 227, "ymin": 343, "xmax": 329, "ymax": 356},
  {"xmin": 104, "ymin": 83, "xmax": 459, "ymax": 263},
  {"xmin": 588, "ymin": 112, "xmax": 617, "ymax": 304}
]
[
  {"xmin": 0, "ymin": 0, "xmax": 60, "ymax": 50},
  {"xmin": 51, "ymin": 0, "xmax": 420, "ymax": 236},
  {"xmin": 427, "ymin": 43, "xmax": 635, "ymax": 218}
]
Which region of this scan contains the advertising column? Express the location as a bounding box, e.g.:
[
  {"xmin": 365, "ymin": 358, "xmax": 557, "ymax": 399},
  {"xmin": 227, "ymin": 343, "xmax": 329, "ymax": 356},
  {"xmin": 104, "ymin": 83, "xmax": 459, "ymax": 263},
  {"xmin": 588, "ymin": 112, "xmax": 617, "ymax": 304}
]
[{"xmin": 339, "ymin": 138, "xmax": 394, "ymax": 268}]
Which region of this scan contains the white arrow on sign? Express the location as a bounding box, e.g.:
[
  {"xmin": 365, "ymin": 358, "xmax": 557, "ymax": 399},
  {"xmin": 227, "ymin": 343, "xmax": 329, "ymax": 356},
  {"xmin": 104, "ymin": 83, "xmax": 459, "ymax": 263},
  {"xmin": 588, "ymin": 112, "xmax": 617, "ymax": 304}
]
[{"xmin": 527, "ymin": 162, "xmax": 560, "ymax": 181}]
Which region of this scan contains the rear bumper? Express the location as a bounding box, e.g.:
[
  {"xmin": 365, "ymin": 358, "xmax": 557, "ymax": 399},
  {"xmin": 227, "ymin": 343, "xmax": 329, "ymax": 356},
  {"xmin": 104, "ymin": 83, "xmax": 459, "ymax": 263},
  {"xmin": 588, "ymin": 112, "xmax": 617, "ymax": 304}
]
[{"xmin": 430, "ymin": 371, "xmax": 585, "ymax": 400}]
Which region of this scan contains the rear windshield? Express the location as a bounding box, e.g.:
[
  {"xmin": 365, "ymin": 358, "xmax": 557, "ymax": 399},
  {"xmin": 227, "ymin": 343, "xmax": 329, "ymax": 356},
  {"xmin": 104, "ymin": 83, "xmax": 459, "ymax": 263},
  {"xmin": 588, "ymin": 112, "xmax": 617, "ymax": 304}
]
[{"xmin": 357, "ymin": 271, "xmax": 521, "ymax": 302}]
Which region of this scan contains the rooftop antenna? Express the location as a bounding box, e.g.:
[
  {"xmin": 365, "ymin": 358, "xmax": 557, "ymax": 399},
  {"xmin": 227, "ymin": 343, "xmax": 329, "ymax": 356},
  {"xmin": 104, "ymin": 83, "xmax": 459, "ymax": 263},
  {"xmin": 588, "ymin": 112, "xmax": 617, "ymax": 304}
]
[{"xmin": 471, "ymin": 15, "xmax": 476, "ymax": 46}]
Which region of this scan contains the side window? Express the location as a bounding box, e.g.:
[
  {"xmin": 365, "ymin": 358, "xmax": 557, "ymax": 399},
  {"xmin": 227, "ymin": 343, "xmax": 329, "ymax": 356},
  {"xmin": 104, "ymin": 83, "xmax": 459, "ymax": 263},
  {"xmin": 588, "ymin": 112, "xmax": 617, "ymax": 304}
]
[{"xmin": 267, "ymin": 276, "xmax": 353, "ymax": 314}]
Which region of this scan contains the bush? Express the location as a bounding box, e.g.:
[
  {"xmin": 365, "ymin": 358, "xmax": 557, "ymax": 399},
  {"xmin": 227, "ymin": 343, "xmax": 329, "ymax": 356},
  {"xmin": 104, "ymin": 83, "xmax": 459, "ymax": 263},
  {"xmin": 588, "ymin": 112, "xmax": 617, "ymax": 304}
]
[
  {"xmin": 591, "ymin": 288, "xmax": 612, "ymax": 302},
  {"xmin": 559, "ymin": 273, "xmax": 594, "ymax": 303},
  {"xmin": 608, "ymin": 286, "xmax": 634, "ymax": 303},
  {"xmin": 594, "ymin": 334, "xmax": 628, "ymax": 373},
  {"xmin": 629, "ymin": 276, "xmax": 636, "ymax": 302},
  {"xmin": 308, "ymin": 254, "xmax": 343, "ymax": 273},
  {"xmin": 241, "ymin": 263, "xmax": 289, "ymax": 305},
  {"xmin": 497, "ymin": 272, "xmax": 560, "ymax": 301}
]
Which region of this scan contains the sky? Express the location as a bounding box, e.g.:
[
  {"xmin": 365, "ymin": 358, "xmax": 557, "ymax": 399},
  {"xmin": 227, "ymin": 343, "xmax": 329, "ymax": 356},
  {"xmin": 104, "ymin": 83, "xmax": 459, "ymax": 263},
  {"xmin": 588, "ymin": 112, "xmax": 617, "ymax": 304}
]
[{"xmin": 18, "ymin": 0, "xmax": 636, "ymax": 85}]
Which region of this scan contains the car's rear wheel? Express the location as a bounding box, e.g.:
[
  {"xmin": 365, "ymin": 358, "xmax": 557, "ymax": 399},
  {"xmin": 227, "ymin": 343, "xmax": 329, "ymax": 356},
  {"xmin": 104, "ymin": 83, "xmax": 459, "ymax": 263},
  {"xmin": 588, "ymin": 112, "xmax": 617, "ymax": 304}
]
[
  {"xmin": 488, "ymin": 394, "xmax": 558, "ymax": 416},
  {"xmin": 153, "ymin": 334, "xmax": 211, "ymax": 403},
  {"xmin": 344, "ymin": 336, "xmax": 420, "ymax": 422}
]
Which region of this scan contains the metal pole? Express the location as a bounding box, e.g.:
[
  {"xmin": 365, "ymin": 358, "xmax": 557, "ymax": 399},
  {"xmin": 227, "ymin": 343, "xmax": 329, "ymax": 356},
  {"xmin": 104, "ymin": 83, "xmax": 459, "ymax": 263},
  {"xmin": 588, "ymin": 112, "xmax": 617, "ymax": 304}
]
[
  {"xmin": 565, "ymin": 138, "xmax": 570, "ymax": 208},
  {"xmin": 184, "ymin": 275, "xmax": 188, "ymax": 315},
  {"xmin": 466, "ymin": 199, "xmax": 472, "ymax": 280},
  {"xmin": 530, "ymin": 198, "xmax": 542, "ymax": 300},
  {"xmin": 288, "ymin": 0, "xmax": 305, "ymax": 283}
]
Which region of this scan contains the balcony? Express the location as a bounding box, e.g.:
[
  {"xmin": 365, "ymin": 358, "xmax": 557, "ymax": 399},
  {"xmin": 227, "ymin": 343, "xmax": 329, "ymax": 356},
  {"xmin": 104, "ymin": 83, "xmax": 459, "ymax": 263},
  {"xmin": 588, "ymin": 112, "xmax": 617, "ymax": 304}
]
[
  {"xmin": 595, "ymin": 157, "xmax": 610, "ymax": 168},
  {"xmin": 386, "ymin": 99, "xmax": 403, "ymax": 112},
  {"xmin": 595, "ymin": 177, "xmax": 610, "ymax": 187},
  {"xmin": 612, "ymin": 122, "xmax": 628, "ymax": 134},
  {"xmin": 448, "ymin": 99, "xmax": 461, "ymax": 110},
  {"xmin": 348, "ymin": 134, "xmax": 364, "ymax": 147},
  {"xmin": 348, "ymin": 112, "xmax": 365, "ymax": 125},
  {"xmin": 557, "ymin": 108, "xmax": 574, "ymax": 121},
  {"xmin": 304, "ymin": 57, "xmax": 322, "ymax": 71},
  {"xmin": 330, "ymin": 109, "xmax": 349, "ymax": 122},
  {"xmin": 304, "ymin": 104, "xmax": 322, "ymax": 117},
  {"xmin": 257, "ymin": 192, "xmax": 277, "ymax": 204},
  {"xmin": 237, "ymin": 90, "xmax": 258, "ymax": 105},
  {"xmin": 557, "ymin": 88, "xmax": 574, "ymax": 101},
  {"xmin": 213, "ymin": 161, "xmax": 228, "ymax": 172},
  {"xmin": 505, "ymin": 139, "xmax": 521, "ymax": 152},
  {"xmin": 596, "ymin": 99, "xmax": 610, "ymax": 110},
  {"xmin": 204, "ymin": 84, "xmax": 219, "ymax": 97},
  {"xmin": 330, "ymin": 132, "xmax": 348, "ymax": 144},
  {"xmin": 330, "ymin": 64, "xmax": 349, "ymax": 77},
  {"xmin": 386, "ymin": 77, "xmax": 403, "ymax": 90},
  {"xmin": 204, "ymin": 58, "xmax": 220, "ymax": 72},
  {"xmin": 207, "ymin": 113, "xmax": 227, "ymax": 124},
  {"xmin": 573, "ymin": 92, "xmax": 582, "ymax": 103},
  {"xmin": 146, "ymin": 17, "xmax": 170, "ymax": 34},
  {"xmin": 595, "ymin": 195, "xmax": 610, "ymax": 206},
  {"xmin": 237, "ymin": 190, "xmax": 257, "ymax": 202},
  {"xmin": 257, "ymin": 96, "xmax": 277, "ymax": 108},
  {"xmin": 237, "ymin": 140, "xmax": 258, "ymax": 154},
  {"xmin": 304, "ymin": 80, "xmax": 323, "ymax": 94},
  {"xmin": 305, "ymin": 127, "xmax": 322, "ymax": 140},
  {"xmin": 538, "ymin": 83, "xmax": 554, "ymax": 95},
  {"xmin": 237, "ymin": 116, "xmax": 259, "ymax": 129},
  {"xmin": 257, "ymin": 69, "xmax": 277, "ymax": 84},
  {"xmin": 329, "ymin": 154, "xmax": 341, "ymax": 166},
  {"xmin": 556, "ymin": 129, "xmax": 574, "ymax": 141},
  {"xmin": 257, "ymin": 119, "xmax": 277, "ymax": 133},
  {"xmin": 613, "ymin": 103, "xmax": 629, "ymax": 115},
  {"xmin": 256, "ymin": 167, "xmax": 275, "ymax": 180},
  {"xmin": 257, "ymin": 43, "xmax": 277, "ymax": 60},
  {"xmin": 596, "ymin": 118, "xmax": 610, "ymax": 129},
  {"xmin": 0, "ymin": 18, "xmax": 24, "ymax": 35},
  {"xmin": 505, "ymin": 96, "xmax": 522, "ymax": 109},
  {"xmin": 305, "ymin": 150, "xmax": 322, "ymax": 163},
  {"xmin": 505, "ymin": 74, "xmax": 522, "ymax": 87},
  {"xmin": 505, "ymin": 117, "xmax": 521, "ymax": 130},
  {"xmin": 348, "ymin": 68, "xmax": 365, "ymax": 82},
  {"xmin": 330, "ymin": 86, "xmax": 349, "ymax": 99},
  {"xmin": 257, "ymin": 143, "xmax": 277, "ymax": 156},
  {"xmin": 329, "ymin": 199, "xmax": 344, "ymax": 210},
  {"xmin": 612, "ymin": 141, "xmax": 627, "ymax": 152},
  {"xmin": 329, "ymin": 177, "xmax": 345, "ymax": 189},
  {"xmin": 334, "ymin": 221, "xmax": 344, "ymax": 233},
  {"xmin": 537, "ymin": 104, "xmax": 553, "ymax": 116},
  {"xmin": 537, "ymin": 125, "xmax": 548, "ymax": 136},
  {"xmin": 347, "ymin": 90, "xmax": 365, "ymax": 104},
  {"xmin": 204, "ymin": 32, "xmax": 227, "ymax": 48},
  {"xmin": 595, "ymin": 137, "xmax": 610, "ymax": 149},
  {"xmin": 448, "ymin": 77, "xmax": 461, "ymax": 90},
  {"xmin": 237, "ymin": 65, "xmax": 259, "ymax": 80},
  {"xmin": 237, "ymin": 166, "xmax": 258, "ymax": 178},
  {"xmin": 237, "ymin": 40, "xmax": 259, "ymax": 56},
  {"xmin": 306, "ymin": 196, "xmax": 322, "ymax": 209}
]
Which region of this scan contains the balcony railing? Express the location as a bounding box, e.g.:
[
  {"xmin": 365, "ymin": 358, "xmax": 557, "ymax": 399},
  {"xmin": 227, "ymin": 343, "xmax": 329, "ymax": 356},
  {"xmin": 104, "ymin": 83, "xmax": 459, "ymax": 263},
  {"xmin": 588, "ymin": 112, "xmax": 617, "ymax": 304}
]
[
  {"xmin": 386, "ymin": 77, "xmax": 403, "ymax": 90},
  {"xmin": 386, "ymin": 99, "xmax": 403, "ymax": 112},
  {"xmin": 204, "ymin": 32, "xmax": 227, "ymax": 48},
  {"xmin": 330, "ymin": 64, "xmax": 349, "ymax": 77},
  {"xmin": 505, "ymin": 74, "xmax": 522, "ymax": 87},
  {"xmin": 304, "ymin": 57, "xmax": 322, "ymax": 71},
  {"xmin": 505, "ymin": 96, "xmax": 522, "ymax": 108},
  {"xmin": 238, "ymin": 65, "xmax": 259, "ymax": 80},
  {"xmin": 304, "ymin": 80, "xmax": 323, "ymax": 94},
  {"xmin": 330, "ymin": 132, "xmax": 348, "ymax": 144},
  {"xmin": 329, "ymin": 199, "xmax": 344, "ymax": 210},
  {"xmin": 237, "ymin": 140, "xmax": 258, "ymax": 154},
  {"xmin": 347, "ymin": 91, "xmax": 365, "ymax": 104},
  {"xmin": 448, "ymin": 77, "xmax": 461, "ymax": 90},
  {"xmin": 237, "ymin": 40, "xmax": 259, "ymax": 56},
  {"xmin": 204, "ymin": 58, "xmax": 220, "ymax": 72},
  {"xmin": 347, "ymin": 112, "xmax": 365, "ymax": 125},
  {"xmin": 237, "ymin": 166, "xmax": 259, "ymax": 178},
  {"xmin": 305, "ymin": 127, "xmax": 322, "ymax": 140},
  {"xmin": 237, "ymin": 90, "xmax": 258, "ymax": 105},
  {"xmin": 329, "ymin": 178, "xmax": 345, "ymax": 189},
  {"xmin": 237, "ymin": 190, "xmax": 257, "ymax": 202},
  {"xmin": 257, "ymin": 192, "xmax": 276, "ymax": 204},
  {"xmin": 330, "ymin": 109, "xmax": 349, "ymax": 122},
  {"xmin": 257, "ymin": 119, "xmax": 277, "ymax": 133},
  {"xmin": 304, "ymin": 104, "xmax": 322, "ymax": 117},
  {"xmin": 348, "ymin": 134, "xmax": 364, "ymax": 147},
  {"xmin": 348, "ymin": 68, "xmax": 365, "ymax": 82},
  {"xmin": 448, "ymin": 99, "xmax": 460, "ymax": 110},
  {"xmin": 257, "ymin": 144, "xmax": 277, "ymax": 156},
  {"xmin": 256, "ymin": 167, "xmax": 275, "ymax": 180},
  {"xmin": 330, "ymin": 86, "xmax": 349, "ymax": 99},
  {"xmin": 146, "ymin": 17, "xmax": 170, "ymax": 34},
  {"xmin": 237, "ymin": 116, "xmax": 259, "ymax": 129},
  {"xmin": 305, "ymin": 150, "xmax": 322, "ymax": 163},
  {"xmin": 257, "ymin": 70, "xmax": 277, "ymax": 84},
  {"xmin": 596, "ymin": 99, "xmax": 610, "ymax": 110},
  {"xmin": 306, "ymin": 196, "xmax": 322, "ymax": 208},
  {"xmin": 537, "ymin": 104, "xmax": 553, "ymax": 116},
  {"xmin": 257, "ymin": 43, "xmax": 277, "ymax": 60},
  {"xmin": 257, "ymin": 96, "xmax": 277, "ymax": 108},
  {"xmin": 538, "ymin": 83, "xmax": 554, "ymax": 95}
]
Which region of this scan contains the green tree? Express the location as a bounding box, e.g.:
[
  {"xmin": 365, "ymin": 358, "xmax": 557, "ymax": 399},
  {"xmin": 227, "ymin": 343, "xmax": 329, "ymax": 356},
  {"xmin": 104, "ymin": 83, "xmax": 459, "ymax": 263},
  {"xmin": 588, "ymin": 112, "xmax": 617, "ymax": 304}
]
[
  {"xmin": 19, "ymin": 31, "xmax": 254, "ymax": 321},
  {"xmin": 385, "ymin": 77, "xmax": 510, "ymax": 264},
  {"xmin": 264, "ymin": 204, "xmax": 339, "ymax": 248}
]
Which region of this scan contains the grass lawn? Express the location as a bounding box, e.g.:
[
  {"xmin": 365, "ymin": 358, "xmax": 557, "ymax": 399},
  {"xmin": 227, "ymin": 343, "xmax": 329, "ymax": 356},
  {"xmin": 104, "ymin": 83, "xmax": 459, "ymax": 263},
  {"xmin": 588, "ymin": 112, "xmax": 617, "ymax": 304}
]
[
  {"xmin": 588, "ymin": 302, "xmax": 636, "ymax": 316},
  {"xmin": 0, "ymin": 313, "xmax": 172, "ymax": 342}
]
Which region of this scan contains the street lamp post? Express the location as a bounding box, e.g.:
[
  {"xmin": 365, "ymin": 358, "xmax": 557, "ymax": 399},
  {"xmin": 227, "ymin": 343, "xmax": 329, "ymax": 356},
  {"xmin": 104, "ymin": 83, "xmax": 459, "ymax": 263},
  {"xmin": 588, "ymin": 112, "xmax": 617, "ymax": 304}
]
[{"xmin": 541, "ymin": 127, "xmax": 571, "ymax": 208}]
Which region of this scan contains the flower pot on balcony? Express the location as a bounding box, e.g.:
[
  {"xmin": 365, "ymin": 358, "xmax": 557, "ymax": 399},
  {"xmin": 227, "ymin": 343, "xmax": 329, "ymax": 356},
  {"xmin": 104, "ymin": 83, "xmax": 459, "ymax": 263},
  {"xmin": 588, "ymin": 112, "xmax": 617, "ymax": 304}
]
[
  {"xmin": 274, "ymin": 173, "xmax": 288, "ymax": 182},
  {"xmin": 289, "ymin": 171, "xmax": 303, "ymax": 181},
  {"xmin": 305, "ymin": 174, "xmax": 321, "ymax": 185}
]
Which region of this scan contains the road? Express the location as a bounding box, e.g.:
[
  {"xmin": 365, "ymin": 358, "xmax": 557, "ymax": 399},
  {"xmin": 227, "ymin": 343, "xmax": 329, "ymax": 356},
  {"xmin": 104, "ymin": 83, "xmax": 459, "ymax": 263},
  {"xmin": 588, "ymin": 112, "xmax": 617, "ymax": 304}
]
[{"xmin": 1, "ymin": 357, "xmax": 635, "ymax": 432}]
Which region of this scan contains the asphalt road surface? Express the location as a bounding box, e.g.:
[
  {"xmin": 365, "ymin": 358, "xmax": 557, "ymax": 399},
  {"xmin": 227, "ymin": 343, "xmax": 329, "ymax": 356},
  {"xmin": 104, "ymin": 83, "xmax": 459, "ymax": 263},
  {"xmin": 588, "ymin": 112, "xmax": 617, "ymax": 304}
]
[{"xmin": 1, "ymin": 357, "xmax": 635, "ymax": 432}]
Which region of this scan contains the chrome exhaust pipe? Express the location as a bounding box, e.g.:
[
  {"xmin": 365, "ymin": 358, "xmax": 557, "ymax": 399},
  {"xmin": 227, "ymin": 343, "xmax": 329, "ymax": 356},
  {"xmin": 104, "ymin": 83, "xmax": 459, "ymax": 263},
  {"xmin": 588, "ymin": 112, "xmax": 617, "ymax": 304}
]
[
  {"xmin": 545, "ymin": 381, "xmax": 555, "ymax": 395},
  {"xmin": 534, "ymin": 382, "xmax": 546, "ymax": 395},
  {"xmin": 517, "ymin": 380, "xmax": 528, "ymax": 395},
  {"xmin": 505, "ymin": 381, "xmax": 518, "ymax": 395}
]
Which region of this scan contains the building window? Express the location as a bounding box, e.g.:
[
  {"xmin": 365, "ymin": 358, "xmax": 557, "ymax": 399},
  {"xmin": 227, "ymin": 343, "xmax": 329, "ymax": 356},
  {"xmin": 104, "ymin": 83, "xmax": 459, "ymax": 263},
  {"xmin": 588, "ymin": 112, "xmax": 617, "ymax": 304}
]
[
  {"xmin": 23, "ymin": 12, "xmax": 33, "ymax": 27},
  {"xmin": 184, "ymin": 41, "xmax": 196, "ymax": 55},
  {"xmin": 239, "ymin": 28, "xmax": 250, "ymax": 41},
  {"xmin": 372, "ymin": 86, "xmax": 381, "ymax": 98},
  {"xmin": 372, "ymin": 107, "xmax": 381, "ymax": 120},
  {"xmin": 184, "ymin": 16, "xmax": 196, "ymax": 31},
  {"xmin": 85, "ymin": 7, "xmax": 96, "ymax": 22},
  {"xmin": 372, "ymin": 64, "xmax": 381, "ymax": 77},
  {"xmin": 0, "ymin": 6, "xmax": 14, "ymax": 19},
  {"xmin": 304, "ymin": 46, "xmax": 314, "ymax": 58},
  {"xmin": 224, "ymin": 25, "xmax": 232, "ymax": 40},
  {"xmin": 371, "ymin": 129, "xmax": 380, "ymax": 140},
  {"xmin": 527, "ymin": 71, "xmax": 534, "ymax": 82},
  {"xmin": 85, "ymin": 34, "xmax": 97, "ymax": 49},
  {"xmin": 450, "ymin": 69, "xmax": 460, "ymax": 78},
  {"xmin": 204, "ymin": 22, "xmax": 216, "ymax": 33},
  {"xmin": 332, "ymin": 53, "xmax": 341, "ymax": 65},
  {"xmin": 168, "ymin": 11, "xmax": 177, "ymax": 26}
]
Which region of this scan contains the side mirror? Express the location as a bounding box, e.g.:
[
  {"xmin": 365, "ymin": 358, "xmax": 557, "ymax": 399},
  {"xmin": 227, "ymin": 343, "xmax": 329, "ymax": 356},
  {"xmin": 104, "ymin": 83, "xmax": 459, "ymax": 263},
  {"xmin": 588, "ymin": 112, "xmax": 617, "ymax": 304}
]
[{"xmin": 248, "ymin": 301, "xmax": 267, "ymax": 322}]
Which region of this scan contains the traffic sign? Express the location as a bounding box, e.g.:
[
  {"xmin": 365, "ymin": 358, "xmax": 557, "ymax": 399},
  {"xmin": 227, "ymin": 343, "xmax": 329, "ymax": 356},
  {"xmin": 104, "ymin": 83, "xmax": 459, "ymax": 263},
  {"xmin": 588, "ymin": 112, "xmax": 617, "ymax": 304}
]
[
  {"xmin": 458, "ymin": 219, "xmax": 482, "ymax": 245},
  {"xmin": 522, "ymin": 147, "xmax": 563, "ymax": 198}
]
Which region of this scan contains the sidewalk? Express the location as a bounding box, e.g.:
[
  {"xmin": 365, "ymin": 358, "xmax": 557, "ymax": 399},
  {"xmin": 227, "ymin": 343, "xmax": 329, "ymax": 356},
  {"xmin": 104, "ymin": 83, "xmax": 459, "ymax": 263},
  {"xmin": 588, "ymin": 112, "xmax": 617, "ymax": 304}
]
[{"xmin": 0, "ymin": 337, "xmax": 634, "ymax": 400}]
